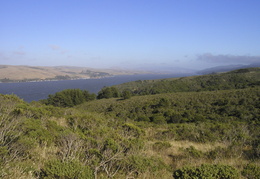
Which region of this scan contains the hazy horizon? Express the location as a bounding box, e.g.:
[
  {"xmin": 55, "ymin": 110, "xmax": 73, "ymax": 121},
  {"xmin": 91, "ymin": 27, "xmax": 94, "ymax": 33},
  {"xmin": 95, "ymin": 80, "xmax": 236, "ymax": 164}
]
[{"xmin": 1, "ymin": 0, "xmax": 260, "ymax": 71}]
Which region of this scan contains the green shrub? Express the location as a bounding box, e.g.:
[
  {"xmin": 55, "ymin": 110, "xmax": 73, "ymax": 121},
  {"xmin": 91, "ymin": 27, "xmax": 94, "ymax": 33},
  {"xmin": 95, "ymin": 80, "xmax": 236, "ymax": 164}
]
[
  {"xmin": 123, "ymin": 155, "xmax": 167, "ymax": 174},
  {"xmin": 152, "ymin": 141, "xmax": 171, "ymax": 151},
  {"xmin": 151, "ymin": 114, "xmax": 166, "ymax": 124},
  {"xmin": 122, "ymin": 123, "xmax": 144, "ymax": 138},
  {"xmin": 173, "ymin": 164, "xmax": 239, "ymax": 179},
  {"xmin": 182, "ymin": 146, "xmax": 203, "ymax": 158},
  {"xmin": 45, "ymin": 89, "xmax": 96, "ymax": 107},
  {"xmin": 40, "ymin": 159, "xmax": 94, "ymax": 179},
  {"xmin": 242, "ymin": 163, "xmax": 260, "ymax": 179},
  {"xmin": 97, "ymin": 87, "xmax": 119, "ymax": 99},
  {"xmin": 137, "ymin": 115, "xmax": 150, "ymax": 122},
  {"xmin": 122, "ymin": 90, "xmax": 132, "ymax": 99},
  {"xmin": 22, "ymin": 118, "xmax": 53, "ymax": 145}
]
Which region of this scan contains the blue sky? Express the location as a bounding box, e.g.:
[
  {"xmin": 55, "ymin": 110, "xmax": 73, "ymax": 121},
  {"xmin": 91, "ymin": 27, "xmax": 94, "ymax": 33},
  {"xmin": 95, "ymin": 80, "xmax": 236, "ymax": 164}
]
[{"xmin": 1, "ymin": 0, "xmax": 260, "ymax": 70}]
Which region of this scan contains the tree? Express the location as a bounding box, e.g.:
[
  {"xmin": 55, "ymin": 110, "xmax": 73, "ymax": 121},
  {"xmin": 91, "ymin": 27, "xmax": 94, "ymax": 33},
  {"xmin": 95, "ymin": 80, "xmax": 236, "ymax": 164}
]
[
  {"xmin": 97, "ymin": 87, "xmax": 119, "ymax": 99},
  {"xmin": 45, "ymin": 89, "xmax": 96, "ymax": 107},
  {"xmin": 122, "ymin": 90, "xmax": 132, "ymax": 100}
]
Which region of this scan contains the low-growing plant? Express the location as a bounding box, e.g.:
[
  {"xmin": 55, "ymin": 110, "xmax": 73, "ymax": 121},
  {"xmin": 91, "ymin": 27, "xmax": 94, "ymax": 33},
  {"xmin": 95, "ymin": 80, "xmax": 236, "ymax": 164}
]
[
  {"xmin": 40, "ymin": 159, "xmax": 94, "ymax": 179},
  {"xmin": 152, "ymin": 141, "xmax": 172, "ymax": 151},
  {"xmin": 242, "ymin": 163, "xmax": 260, "ymax": 179},
  {"xmin": 173, "ymin": 164, "xmax": 240, "ymax": 179},
  {"xmin": 182, "ymin": 146, "xmax": 203, "ymax": 158}
]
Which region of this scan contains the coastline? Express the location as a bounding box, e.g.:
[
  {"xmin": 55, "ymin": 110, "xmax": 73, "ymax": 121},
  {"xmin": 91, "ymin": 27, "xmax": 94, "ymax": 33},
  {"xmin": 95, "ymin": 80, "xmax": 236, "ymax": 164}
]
[{"xmin": 0, "ymin": 75, "xmax": 116, "ymax": 83}]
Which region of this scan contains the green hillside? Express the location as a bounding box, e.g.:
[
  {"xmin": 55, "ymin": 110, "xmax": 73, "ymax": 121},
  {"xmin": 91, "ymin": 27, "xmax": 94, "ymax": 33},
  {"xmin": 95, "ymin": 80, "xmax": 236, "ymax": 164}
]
[
  {"xmin": 0, "ymin": 67, "xmax": 259, "ymax": 178},
  {"xmin": 78, "ymin": 87, "xmax": 259, "ymax": 125},
  {"xmin": 115, "ymin": 67, "xmax": 260, "ymax": 95}
]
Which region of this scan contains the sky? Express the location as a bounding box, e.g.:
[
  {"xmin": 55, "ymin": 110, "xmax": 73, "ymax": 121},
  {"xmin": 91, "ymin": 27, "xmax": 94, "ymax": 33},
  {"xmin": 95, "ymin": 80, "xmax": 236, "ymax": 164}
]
[{"xmin": 1, "ymin": 0, "xmax": 260, "ymax": 71}]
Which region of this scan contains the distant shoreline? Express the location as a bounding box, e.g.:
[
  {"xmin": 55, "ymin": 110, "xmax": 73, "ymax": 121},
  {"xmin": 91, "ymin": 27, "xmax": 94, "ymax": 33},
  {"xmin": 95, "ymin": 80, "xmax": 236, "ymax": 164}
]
[
  {"xmin": 0, "ymin": 65, "xmax": 150, "ymax": 83},
  {"xmin": 0, "ymin": 75, "xmax": 116, "ymax": 83}
]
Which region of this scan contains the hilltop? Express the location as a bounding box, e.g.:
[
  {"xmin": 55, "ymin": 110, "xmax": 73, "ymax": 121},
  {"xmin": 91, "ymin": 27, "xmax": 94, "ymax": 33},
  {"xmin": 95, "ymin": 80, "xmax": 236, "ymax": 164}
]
[{"xmin": 0, "ymin": 65, "xmax": 149, "ymax": 82}]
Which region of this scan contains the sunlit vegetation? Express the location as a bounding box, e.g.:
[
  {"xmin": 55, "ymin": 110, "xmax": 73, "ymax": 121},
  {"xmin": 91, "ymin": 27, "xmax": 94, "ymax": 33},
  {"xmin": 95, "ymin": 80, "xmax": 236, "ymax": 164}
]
[
  {"xmin": 115, "ymin": 67, "xmax": 260, "ymax": 95},
  {"xmin": 0, "ymin": 67, "xmax": 259, "ymax": 178},
  {"xmin": 41, "ymin": 89, "xmax": 96, "ymax": 107}
]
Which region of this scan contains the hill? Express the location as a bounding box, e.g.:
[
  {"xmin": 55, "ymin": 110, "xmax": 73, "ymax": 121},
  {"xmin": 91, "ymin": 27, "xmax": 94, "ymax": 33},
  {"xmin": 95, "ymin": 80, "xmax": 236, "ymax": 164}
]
[
  {"xmin": 114, "ymin": 67, "xmax": 260, "ymax": 95},
  {"xmin": 0, "ymin": 65, "xmax": 148, "ymax": 82},
  {"xmin": 0, "ymin": 67, "xmax": 259, "ymax": 178},
  {"xmin": 197, "ymin": 62, "xmax": 260, "ymax": 74}
]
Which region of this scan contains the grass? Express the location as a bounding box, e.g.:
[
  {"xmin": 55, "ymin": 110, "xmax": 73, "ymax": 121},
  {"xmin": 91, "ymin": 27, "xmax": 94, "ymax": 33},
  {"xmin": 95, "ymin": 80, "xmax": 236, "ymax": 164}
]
[{"xmin": 0, "ymin": 65, "xmax": 148, "ymax": 82}]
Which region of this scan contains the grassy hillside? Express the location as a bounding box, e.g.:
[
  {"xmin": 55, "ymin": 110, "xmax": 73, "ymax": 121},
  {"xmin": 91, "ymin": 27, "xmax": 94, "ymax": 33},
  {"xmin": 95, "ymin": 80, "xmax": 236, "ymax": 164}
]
[
  {"xmin": 0, "ymin": 65, "xmax": 147, "ymax": 82},
  {"xmin": 78, "ymin": 87, "xmax": 259, "ymax": 124},
  {"xmin": 115, "ymin": 67, "xmax": 260, "ymax": 95},
  {"xmin": 0, "ymin": 67, "xmax": 259, "ymax": 178}
]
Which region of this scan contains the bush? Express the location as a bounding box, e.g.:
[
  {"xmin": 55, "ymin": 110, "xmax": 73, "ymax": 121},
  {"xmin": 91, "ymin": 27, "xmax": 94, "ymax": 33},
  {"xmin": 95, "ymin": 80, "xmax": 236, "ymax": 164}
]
[
  {"xmin": 137, "ymin": 115, "xmax": 150, "ymax": 122},
  {"xmin": 242, "ymin": 163, "xmax": 260, "ymax": 179},
  {"xmin": 40, "ymin": 159, "xmax": 94, "ymax": 179},
  {"xmin": 173, "ymin": 164, "xmax": 239, "ymax": 179},
  {"xmin": 122, "ymin": 90, "xmax": 132, "ymax": 99},
  {"xmin": 152, "ymin": 141, "xmax": 171, "ymax": 151},
  {"xmin": 151, "ymin": 114, "xmax": 166, "ymax": 124},
  {"xmin": 123, "ymin": 155, "xmax": 167, "ymax": 175},
  {"xmin": 182, "ymin": 146, "xmax": 203, "ymax": 158},
  {"xmin": 97, "ymin": 87, "xmax": 119, "ymax": 99},
  {"xmin": 45, "ymin": 89, "xmax": 96, "ymax": 107},
  {"xmin": 122, "ymin": 123, "xmax": 144, "ymax": 138}
]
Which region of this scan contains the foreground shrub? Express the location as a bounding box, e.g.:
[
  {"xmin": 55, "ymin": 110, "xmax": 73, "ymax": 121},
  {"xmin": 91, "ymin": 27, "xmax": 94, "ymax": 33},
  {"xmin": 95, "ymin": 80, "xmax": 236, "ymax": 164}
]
[
  {"xmin": 152, "ymin": 141, "xmax": 172, "ymax": 151},
  {"xmin": 182, "ymin": 146, "xmax": 203, "ymax": 158},
  {"xmin": 242, "ymin": 163, "xmax": 260, "ymax": 179},
  {"xmin": 40, "ymin": 159, "xmax": 94, "ymax": 179},
  {"xmin": 173, "ymin": 164, "xmax": 239, "ymax": 179},
  {"xmin": 123, "ymin": 155, "xmax": 168, "ymax": 176}
]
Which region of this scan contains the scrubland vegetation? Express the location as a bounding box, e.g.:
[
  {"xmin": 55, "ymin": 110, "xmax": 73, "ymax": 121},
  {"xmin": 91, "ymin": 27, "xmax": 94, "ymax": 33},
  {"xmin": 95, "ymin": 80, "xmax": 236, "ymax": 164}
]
[{"xmin": 0, "ymin": 68, "xmax": 259, "ymax": 178}]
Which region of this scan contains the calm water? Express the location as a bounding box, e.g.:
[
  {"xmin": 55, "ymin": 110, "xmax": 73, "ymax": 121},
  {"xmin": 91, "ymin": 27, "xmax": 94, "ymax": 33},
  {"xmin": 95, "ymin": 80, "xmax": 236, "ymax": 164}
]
[{"xmin": 0, "ymin": 74, "xmax": 190, "ymax": 102}]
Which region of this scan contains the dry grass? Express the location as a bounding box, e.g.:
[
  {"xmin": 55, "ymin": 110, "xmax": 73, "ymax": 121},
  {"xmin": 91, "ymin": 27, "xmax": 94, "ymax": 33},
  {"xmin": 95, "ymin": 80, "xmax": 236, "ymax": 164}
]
[
  {"xmin": 49, "ymin": 117, "xmax": 68, "ymax": 128},
  {"xmin": 32, "ymin": 143, "xmax": 58, "ymax": 162},
  {"xmin": 142, "ymin": 139, "xmax": 242, "ymax": 170},
  {"xmin": 168, "ymin": 140, "xmax": 225, "ymax": 153},
  {"xmin": 143, "ymin": 138, "xmax": 260, "ymax": 173},
  {"xmin": 2, "ymin": 167, "xmax": 35, "ymax": 179},
  {"xmin": 0, "ymin": 65, "xmax": 147, "ymax": 81}
]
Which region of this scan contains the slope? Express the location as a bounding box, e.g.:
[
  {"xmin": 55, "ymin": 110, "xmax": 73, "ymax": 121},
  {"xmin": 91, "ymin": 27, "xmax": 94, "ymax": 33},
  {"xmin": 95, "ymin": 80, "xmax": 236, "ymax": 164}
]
[{"xmin": 114, "ymin": 67, "xmax": 260, "ymax": 95}]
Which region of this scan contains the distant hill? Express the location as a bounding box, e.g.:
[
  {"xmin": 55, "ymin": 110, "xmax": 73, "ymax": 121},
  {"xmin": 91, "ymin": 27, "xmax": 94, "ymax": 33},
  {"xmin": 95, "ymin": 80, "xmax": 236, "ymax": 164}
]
[
  {"xmin": 197, "ymin": 62, "xmax": 260, "ymax": 74},
  {"xmin": 114, "ymin": 67, "xmax": 260, "ymax": 95},
  {"xmin": 0, "ymin": 65, "xmax": 148, "ymax": 82}
]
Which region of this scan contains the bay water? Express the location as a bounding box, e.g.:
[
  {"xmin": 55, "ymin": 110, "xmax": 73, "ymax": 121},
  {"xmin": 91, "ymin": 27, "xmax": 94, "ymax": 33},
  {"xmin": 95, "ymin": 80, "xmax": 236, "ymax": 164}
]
[{"xmin": 0, "ymin": 74, "xmax": 189, "ymax": 102}]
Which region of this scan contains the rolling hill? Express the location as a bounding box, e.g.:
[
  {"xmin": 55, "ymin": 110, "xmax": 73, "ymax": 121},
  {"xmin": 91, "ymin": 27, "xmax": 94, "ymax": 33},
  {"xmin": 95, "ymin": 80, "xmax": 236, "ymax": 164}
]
[
  {"xmin": 0, "ymin": 65, "xmax": 148, "ymax": 82},
  {"xmin": 0, "ymin": 67, "xmax": 259, "ymax": 178},
  {"xmin": 114, "ymin": 67, "xmax": 260, "ymax": 95}
]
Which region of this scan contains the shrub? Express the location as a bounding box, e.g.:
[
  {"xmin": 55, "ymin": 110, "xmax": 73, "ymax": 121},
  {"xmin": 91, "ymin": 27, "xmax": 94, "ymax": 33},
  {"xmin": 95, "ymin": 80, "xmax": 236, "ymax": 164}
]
[
  {"xmin": 123, "ymin": 155, "xmax": 167, "ymax": 175},
  {"xmin": 122, "ymin": 90, "xmax": 132, "ymax": 99},
  {"xmin": 173, "ymin": 164, "xmax": 239, "ymax": 179},
  {"xmin": 151, "ymin": 114, "xmax": 166, "ymax": 124},
  {"xmin": 242, "ymin": 163, "xmax": 260, "ymax": 179},
  {"xmin": 97, "ymin": 87, "xmax": 119, "ymax": 99},
  {"xmin": 152, "ymin": 141, "xmax": 171, "ymax": 151},
  {"xmin": 122, "ymin": 123, "xmax": 144, "ymax": 138},
  {"xmin": 182, "ymin": 146, "xmax": 203, "ymax": 158},
  {"xmin": 137, "ymin": 115, "xmax": 150, "ymax": 122},
  {"xmin": 45, "ymin": 89, "xmax": 96, "ymax": 107},
  {"xmin": 40, "ymin": 159, "xmax": 94, "ymax": 179}
]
